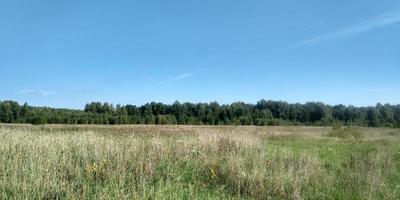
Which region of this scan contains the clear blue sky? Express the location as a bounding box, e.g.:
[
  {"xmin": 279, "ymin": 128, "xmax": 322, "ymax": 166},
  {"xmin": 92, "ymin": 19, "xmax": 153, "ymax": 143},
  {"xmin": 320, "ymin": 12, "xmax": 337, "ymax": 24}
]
[{"xmin": 1, "ymin": 0, "xmax": 399, "ymax": 109}]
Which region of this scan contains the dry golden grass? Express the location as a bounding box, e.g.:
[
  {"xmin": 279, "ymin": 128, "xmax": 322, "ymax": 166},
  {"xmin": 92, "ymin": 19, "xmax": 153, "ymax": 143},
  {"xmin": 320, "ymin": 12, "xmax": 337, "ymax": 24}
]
[{"xmin": 0, "ymin": 124, "xmax": 399, "ymax": 199}]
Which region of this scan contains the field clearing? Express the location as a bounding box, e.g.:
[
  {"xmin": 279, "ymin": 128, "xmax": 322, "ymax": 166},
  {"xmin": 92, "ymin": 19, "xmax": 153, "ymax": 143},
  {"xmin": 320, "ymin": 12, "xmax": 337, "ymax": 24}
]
[{"xmin": 0, "ymin": 124, "xmax": 400, "ymax": 199}]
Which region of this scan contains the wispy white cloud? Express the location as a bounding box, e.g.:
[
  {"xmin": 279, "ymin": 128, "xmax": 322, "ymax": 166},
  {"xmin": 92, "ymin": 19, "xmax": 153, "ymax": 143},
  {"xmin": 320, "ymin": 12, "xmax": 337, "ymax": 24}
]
[
  {"xmin": 20, "ymin": 90, "xmax": 54, "ymax": 96},
  {"xmin": 159, "ymin": 71, "xmax": 197, "ymax": 84},
  {"xmin": 295, "ymin": 8, "xmax": 400, "ymax": 46}
]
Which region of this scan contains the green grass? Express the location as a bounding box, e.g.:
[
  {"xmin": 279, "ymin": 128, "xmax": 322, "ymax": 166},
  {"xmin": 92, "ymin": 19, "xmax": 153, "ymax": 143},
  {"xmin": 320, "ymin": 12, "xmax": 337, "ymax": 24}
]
[{"xmin": 0, "ymin": 124, "xmax": 399, "ymax": 199}]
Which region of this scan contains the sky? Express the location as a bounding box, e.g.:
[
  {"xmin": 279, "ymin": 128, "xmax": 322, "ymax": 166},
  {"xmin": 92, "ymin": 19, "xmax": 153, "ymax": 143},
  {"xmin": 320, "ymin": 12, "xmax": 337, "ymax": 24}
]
[{"xmin": 1, "ymin": 0, "xmax": 399, "ymax": 109}]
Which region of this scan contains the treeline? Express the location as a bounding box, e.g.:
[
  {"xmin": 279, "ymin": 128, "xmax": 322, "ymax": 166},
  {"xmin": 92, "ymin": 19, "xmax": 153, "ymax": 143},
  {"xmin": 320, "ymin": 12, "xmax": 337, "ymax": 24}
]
[{"xmin": 0, "ymin": 100, "xmax": 399, "ymax": 127}]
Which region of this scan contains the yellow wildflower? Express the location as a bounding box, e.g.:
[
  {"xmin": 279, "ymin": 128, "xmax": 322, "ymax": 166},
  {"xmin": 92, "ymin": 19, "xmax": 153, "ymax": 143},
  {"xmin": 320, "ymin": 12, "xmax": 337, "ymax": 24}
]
[
  {"xmin": 265, "ymin": 160, "xmax": 273, "ymax": 166},
  {"xmin": 87, "ymin": 163, "xmax": 97, "ymax": 174},
  {"xmin": 210, "ymin": 168, "xmax": 217, "ymax": 179}
]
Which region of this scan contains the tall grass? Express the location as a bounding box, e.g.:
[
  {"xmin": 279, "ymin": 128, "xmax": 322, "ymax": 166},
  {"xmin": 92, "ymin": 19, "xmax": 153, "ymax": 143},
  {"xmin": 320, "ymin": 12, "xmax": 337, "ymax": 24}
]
[{"xmin": 0, "ymin": 125, "xmax": 399, "ymax": 199}]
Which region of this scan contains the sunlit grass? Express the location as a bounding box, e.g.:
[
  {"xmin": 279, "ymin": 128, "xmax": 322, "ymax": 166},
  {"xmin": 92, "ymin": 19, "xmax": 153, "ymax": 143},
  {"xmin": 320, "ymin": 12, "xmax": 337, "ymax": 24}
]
[{"xmin": 0, "ymin": 124, "xmax": 399, "ymax": 199}]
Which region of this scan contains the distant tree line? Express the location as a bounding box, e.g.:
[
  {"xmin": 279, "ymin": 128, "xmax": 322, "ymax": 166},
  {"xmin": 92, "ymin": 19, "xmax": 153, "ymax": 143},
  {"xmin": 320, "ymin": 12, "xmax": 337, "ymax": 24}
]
[{"xmin": 0, "ymin": 100, "xmax": 399, "ymax": 127}]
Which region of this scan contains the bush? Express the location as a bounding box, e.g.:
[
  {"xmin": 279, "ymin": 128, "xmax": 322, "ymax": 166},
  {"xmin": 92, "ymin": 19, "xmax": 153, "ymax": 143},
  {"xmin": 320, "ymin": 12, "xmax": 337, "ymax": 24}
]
[
  {"xmin": 327, "ymin": 126, "xmax": 362, "ymax": 140},
  {"xmin": 30, "ymin": 116, "xmax": 46, "ymax": 125},
  {"xmin": 267, "ymin": 119, "xmax": 280, "ymax": 126},
  {"xmin": 332, "ymin": 122, "xmax": 342, "ymax": 130}
]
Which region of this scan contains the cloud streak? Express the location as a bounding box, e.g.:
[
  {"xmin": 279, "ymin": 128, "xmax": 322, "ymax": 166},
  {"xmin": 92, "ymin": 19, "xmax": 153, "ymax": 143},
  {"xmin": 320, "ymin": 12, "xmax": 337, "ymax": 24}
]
[
  {"xmin": 159, "ymin": 71, "xmax": 197, "ymax": 85},
  {"xmin": 295, "ymin": 8, "xmax": 400, "ymax": 46},
  {"xmin": 20, "ymin": 90, "xmax": 54, "ymax": 96}
]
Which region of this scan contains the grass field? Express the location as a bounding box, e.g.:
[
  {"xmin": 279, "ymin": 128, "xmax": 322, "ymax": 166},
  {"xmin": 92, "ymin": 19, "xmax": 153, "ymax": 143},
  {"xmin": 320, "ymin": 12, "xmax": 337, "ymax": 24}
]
[{"xmin": 0, "ymin": 124, "xmax": 399, "ymax": 199}]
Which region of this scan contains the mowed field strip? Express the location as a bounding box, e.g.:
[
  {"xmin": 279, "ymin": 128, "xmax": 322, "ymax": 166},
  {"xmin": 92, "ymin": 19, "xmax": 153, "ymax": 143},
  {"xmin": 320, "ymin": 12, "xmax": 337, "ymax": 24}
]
[{"xmin": 0, "ymin": 124, "xmax": 399, "ymax": 199}]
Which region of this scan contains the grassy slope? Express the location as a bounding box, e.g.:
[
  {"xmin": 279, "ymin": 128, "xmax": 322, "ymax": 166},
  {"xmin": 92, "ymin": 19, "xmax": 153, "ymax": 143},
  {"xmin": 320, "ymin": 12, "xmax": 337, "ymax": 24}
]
[{"xmin": 0, "ymin": 125, "xmax": 399, "ymax": 199}]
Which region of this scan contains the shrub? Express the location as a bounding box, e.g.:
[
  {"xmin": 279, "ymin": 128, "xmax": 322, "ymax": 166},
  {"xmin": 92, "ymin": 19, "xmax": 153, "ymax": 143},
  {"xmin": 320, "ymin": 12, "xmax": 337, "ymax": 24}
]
[
  {"xmin": 327, "ymin": 126, "xmax": 363, "ymax": 140},
  {"xmin": 30, "ymin": 116, "xmax": 47, "ymax": 125}
]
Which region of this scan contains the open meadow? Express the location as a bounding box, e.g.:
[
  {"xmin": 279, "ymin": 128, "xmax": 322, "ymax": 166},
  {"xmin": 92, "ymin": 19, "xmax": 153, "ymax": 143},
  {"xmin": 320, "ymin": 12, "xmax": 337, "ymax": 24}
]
[{"xmin": 0, "ymin": 124, "xmax": 399, "ymax": 199}]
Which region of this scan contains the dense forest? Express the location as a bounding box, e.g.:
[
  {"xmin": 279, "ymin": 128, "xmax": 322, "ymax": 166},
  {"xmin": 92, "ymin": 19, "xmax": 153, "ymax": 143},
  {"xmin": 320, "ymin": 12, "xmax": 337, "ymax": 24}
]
[{"xmin": 0, "ymin": 100, "xmax": 399, "ymax": 127}]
